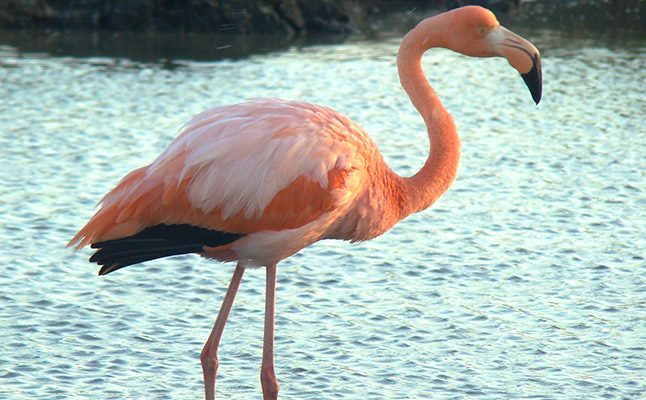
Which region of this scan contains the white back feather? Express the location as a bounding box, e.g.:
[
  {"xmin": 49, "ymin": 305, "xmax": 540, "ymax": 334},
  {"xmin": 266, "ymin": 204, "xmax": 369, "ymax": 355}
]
[{"xmin": 143, "ymin": 98, "xmax": 377, "ymax": 219}]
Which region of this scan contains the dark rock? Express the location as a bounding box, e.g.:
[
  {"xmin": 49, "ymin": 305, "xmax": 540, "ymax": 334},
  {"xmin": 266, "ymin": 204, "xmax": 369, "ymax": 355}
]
[
  {"xmin": 0, "ymin": 0, "xmax": 363, "ymax": 33},
  {"xmin": 297, "ymin": 0, "xmax": 360, "ymax": 33},
  {"xmin": 0, "ymin": 0, "xmax": 55, "ymax": 27},
  {"xmin": 0, "ymin": 0, "xmax": 643, "ymax": 33}
]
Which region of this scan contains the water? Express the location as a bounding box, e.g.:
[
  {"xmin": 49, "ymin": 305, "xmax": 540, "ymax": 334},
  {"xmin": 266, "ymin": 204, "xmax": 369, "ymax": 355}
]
[{"xmin": 1, "ymin": 26, "xmax": 645, "ymax": 400}]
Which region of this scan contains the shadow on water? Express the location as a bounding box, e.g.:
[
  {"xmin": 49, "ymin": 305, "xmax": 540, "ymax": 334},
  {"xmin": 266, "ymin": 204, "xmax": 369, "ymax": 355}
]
[
  {"xmin": 0, "ymin": 30, "xmax": 354, "ymax": 64},
  {"xmin": 0, "ymin": 6, "xmax": 644, "ymax": 64}
]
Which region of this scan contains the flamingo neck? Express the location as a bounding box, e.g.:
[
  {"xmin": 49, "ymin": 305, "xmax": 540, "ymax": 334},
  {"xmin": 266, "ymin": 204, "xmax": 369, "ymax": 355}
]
[{"xmin": 396, "ymin": 16, "xmax": 461, "ymax": 216}]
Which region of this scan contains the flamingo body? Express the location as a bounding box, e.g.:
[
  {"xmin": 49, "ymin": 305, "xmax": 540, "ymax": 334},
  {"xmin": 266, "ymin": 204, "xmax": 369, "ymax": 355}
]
[
  {"xmin": 72, "ymin": 98, "xmax": 407, "ymax": 273},
  {"xmin": 69, "ymin": 6, "xmax": 542, "ymax": 399}
]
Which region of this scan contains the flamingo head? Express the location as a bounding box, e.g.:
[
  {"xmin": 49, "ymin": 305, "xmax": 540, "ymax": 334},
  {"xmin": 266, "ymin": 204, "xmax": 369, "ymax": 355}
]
[{"xmin": 444, "ymin": 6, "xmax": 542, "ymax": 104}]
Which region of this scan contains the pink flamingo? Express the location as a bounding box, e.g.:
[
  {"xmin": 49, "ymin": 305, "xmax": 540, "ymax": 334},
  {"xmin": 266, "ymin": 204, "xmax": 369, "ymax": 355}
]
[{"xmin": 69, "ymin": 6, "xmax": 541, "ymax": 400}]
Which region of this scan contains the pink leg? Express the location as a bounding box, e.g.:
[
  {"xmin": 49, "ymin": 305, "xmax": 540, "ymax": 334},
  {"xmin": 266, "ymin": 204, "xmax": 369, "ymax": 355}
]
[
  {"xmin": 260, "ymin": 263, "xmax": 280, "ymax": 399},
  {"xmin": 201, "ymin": 263, "xmax": 245, "ymax": 400}
]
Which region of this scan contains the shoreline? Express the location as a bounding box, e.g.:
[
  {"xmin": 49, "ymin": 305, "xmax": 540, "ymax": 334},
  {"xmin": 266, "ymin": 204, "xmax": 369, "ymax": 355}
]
[{"xmin": 1, "ymin": 1, "xmax": 644, "ymax": 35}]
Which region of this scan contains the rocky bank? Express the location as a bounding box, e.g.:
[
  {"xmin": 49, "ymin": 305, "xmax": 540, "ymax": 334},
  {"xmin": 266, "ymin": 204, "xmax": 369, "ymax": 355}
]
[{"xmin": 1, "ymin": 0, "xmax": 644, "ymax": 34}]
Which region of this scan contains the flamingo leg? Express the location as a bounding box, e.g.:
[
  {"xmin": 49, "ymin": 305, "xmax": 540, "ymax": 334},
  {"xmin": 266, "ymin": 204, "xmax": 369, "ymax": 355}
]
[
  {"xmin": 260, "ymin": 263, "xmax": 280, "ymax": 399},
  {"xmin": 201, "ymin": 263, "xmax": 245, "ymax": 400}
]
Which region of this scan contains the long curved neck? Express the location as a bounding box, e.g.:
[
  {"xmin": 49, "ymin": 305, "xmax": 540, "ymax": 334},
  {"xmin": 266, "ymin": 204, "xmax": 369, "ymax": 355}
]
[{"xmin": 397, "ymin": 16, "xmax": 461, "ymax": 216}]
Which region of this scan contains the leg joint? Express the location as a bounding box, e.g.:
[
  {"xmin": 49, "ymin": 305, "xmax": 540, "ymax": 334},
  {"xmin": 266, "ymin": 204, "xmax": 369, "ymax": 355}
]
[
  {"xmin": 260, "ymin": 367, "xmax": 279, "ymax": 399},
  {"xmin": 200, "ymin": 348, "xmax": 219, "ymax": 372}
]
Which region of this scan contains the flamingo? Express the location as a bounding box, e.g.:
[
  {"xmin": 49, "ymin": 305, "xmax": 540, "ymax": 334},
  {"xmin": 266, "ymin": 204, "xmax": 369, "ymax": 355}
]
[{"xmin": 69, "ymin": 6, "xmax": 541, "ymax": 400}]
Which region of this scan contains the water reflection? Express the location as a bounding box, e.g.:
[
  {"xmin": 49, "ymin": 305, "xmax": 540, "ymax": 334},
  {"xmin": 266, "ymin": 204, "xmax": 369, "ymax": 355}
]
[
  {"xmin": 0, "ymin": 9, "xmax": 644, "ymax": 64},
  {"xmin": 0, "ymin": 30, "xmax": 310, "ymax": 61}
]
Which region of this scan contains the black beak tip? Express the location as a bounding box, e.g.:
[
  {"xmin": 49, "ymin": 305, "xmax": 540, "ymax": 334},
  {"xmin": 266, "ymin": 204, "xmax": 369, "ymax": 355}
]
[{"xmin": 521, "ymin": 55, "xmax": 542, "ymax": 105}]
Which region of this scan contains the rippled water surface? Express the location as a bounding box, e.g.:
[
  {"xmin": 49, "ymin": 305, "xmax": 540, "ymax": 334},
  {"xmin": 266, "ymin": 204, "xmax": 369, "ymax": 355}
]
[{"xmin": 1, "ymin": 26, "xmax": 645, "ymax": 400}]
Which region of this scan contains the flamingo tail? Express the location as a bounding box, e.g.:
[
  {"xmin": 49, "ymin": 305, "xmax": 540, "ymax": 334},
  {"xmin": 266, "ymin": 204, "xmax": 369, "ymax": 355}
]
[{"xmin": 90, "ymin": 224, "xmax": 245, "ymax": 275}]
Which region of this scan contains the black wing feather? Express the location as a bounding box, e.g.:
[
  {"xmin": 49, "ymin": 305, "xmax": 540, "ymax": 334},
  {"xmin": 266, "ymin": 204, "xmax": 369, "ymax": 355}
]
[{"xmin": 90, "ymin": 224, "xmax": 245, "ymax": 275}]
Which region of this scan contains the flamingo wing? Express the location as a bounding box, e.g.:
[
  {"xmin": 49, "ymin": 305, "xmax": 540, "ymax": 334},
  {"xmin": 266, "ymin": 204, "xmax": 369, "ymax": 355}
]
[{"xmin": 69, "ymin": 98, "xmax": 379, "ymax": 272}]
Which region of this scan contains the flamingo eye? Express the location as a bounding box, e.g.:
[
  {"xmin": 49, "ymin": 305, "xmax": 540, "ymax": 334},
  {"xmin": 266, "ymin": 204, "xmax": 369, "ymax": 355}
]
[{"xmin": 477, "ymin": 26, "xmax": 488, "ymax": 37}]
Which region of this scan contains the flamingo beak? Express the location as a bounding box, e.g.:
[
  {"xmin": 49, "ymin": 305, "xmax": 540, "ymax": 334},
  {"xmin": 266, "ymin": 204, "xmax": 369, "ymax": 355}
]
[{"xmin": 489, "ymin": 26, "xmax": 542, "ymax": 105}]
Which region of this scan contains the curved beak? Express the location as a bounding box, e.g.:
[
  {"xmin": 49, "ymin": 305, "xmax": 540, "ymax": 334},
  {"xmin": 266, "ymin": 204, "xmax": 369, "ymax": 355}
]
[{"xmin": 488, "ymin": 26, "xmax": 542, "ymax": 105}]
